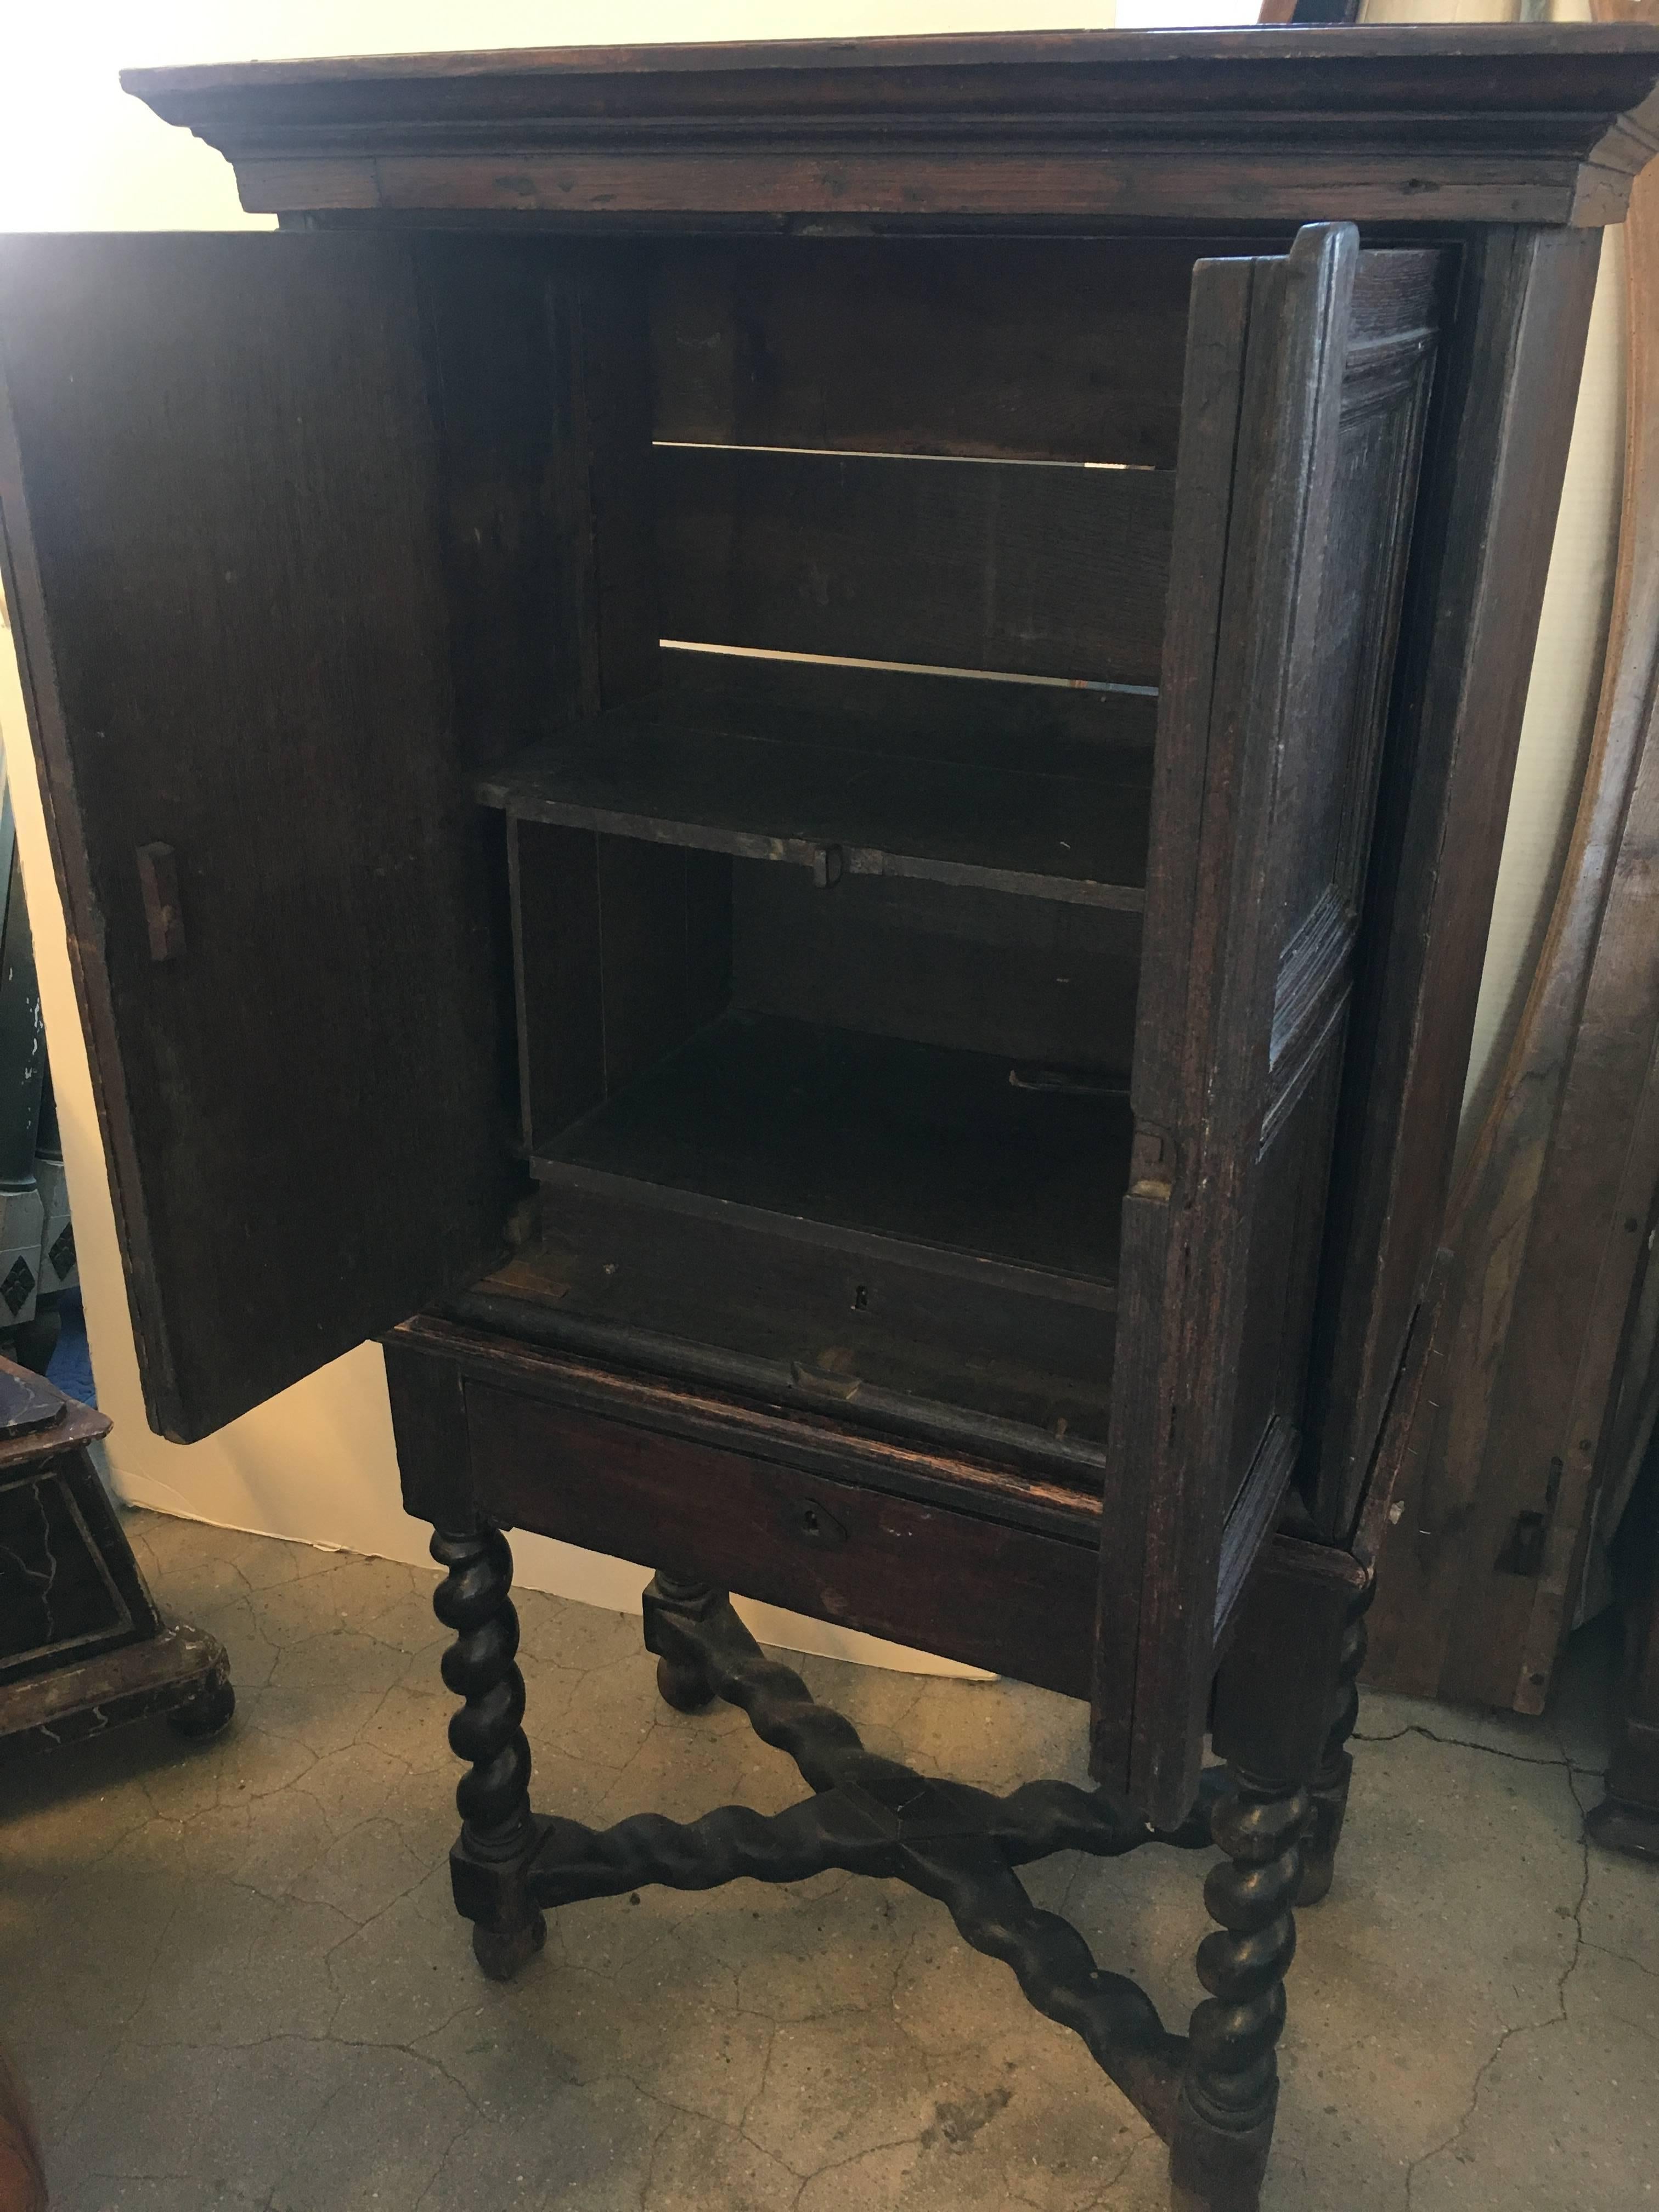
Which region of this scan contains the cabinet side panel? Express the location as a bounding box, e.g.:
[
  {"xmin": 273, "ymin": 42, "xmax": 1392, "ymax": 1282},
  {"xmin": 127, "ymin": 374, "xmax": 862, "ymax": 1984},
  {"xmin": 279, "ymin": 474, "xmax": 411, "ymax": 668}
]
[
  {"xmin": 656, "ymin": 442, "xmax": 1173, "ymax": 685},
  {"xmin": 412, "ymin": 236, "xmax": 593, "ymax": 764},
  {"xmin": 383, "ymin": 1339, "xmax": 475, "ymax": 1531},
  {"xmin": 512, "ymin": 821, "xmax": 605, "ymax": 1150},
  {"xmin": 731, "ymin": 865, "xmax": 1143, "ymax": 1073}
]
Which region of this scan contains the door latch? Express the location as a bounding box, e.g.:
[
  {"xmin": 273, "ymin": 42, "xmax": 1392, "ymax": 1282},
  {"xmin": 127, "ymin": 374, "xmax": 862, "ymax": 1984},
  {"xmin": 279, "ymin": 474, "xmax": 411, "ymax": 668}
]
[
  {"xmin": 136, "ymin": 843, "xmax": 185, "ymax": 963},
  {"xmin": 1130, "ymin": 1122, "xmax": 1177, "ymax": 1202}
]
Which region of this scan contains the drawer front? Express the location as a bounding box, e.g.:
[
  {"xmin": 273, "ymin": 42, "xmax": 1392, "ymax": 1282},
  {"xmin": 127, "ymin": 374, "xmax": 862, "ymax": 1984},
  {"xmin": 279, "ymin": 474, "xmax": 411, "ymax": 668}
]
[
  {"xmin": 466, "ymin": 1379, "xmax": 1094, "ymax": 1698},
  {"xmin": 519, "ymin": 1180, "xmax": 1118, "ymax": 1454}
]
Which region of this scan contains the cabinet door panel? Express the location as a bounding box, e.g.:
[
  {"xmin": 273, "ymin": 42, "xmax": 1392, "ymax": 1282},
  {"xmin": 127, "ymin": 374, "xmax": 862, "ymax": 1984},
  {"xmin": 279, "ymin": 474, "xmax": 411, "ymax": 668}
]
[
  {"xmin": 0, "ymin": 235, "xmax": 521, "ymax": 1441},
  {"xmin": 1094, "ymin": 227, "xmax": 1441, "ymax": 1823}
]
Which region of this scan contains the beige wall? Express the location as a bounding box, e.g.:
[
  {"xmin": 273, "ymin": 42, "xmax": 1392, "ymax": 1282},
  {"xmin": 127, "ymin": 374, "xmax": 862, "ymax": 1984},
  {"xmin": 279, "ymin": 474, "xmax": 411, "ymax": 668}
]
[
  {"xmin": 1462, "ymin": 228, "xmax": 1627, "ymax": 1127},
  {"xmin": 1370, "ymin": 0, "xmax": 1625, "ymax": 1135},
  {"xmin": 0, "ymin": 2, "xmax": 1624, "ymax": 1655}
]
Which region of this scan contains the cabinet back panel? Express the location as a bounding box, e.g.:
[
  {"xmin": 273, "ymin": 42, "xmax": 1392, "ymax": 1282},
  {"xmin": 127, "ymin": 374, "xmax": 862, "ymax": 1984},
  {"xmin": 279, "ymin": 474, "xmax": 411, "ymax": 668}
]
[
  {"xmin": 511, "ymin": 820, "xmax": 604, "ymax": 1141},
  {"xmin": 539, "ymin": 1010, "xmax": 1131, "ymax": 1282},
  {"xmin": 657, "ymin": 645, "xmax": 1159, "ymax": 773},
  {"xmin": 656, "ymin": 442, "xmax": 1173, "ymax": 686},
  {"xmin": 732, "ymin": 865, "xmax": 1142, "ymax": 1074},
  {"xmin": 650, "ymin": 236, "xmax": 1251, "ymax": 468}
]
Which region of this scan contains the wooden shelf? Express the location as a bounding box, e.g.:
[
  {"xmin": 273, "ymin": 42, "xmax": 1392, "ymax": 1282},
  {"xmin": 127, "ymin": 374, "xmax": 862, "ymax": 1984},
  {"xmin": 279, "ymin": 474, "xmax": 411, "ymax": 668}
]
[
  {"xmin": 479, "ymin": 698, "xmax": 1152, "ymax": 911},
  {"xmin": 531, "ymin": 1011, "xmax": 1132, "ymax": 1284}
]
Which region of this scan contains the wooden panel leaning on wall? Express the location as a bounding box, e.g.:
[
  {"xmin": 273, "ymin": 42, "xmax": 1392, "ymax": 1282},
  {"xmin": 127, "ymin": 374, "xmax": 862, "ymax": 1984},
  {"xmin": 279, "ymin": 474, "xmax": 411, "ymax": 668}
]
[{"xmin": 1367, "ymin": 43, "xmax": 1659, "ymax": 1718}]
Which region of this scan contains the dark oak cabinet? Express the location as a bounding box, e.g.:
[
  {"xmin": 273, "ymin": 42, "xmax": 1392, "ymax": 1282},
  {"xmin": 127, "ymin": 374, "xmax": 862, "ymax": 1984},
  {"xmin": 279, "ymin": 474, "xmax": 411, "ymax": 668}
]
[{"xmin": 3, "ymin": 29, "xmax": 1657, "ymax": 2208}]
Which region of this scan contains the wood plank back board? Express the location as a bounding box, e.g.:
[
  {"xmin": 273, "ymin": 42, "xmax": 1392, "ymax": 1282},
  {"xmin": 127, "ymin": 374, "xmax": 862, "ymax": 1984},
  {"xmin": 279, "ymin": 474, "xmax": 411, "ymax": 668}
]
[
  {"xmin": 651, "ymin": 237, "xmax": 1251, "ymax": 467},
  {"xmin": 656, "ymin": 442, "xmax": 1173, "ymax": 685}
]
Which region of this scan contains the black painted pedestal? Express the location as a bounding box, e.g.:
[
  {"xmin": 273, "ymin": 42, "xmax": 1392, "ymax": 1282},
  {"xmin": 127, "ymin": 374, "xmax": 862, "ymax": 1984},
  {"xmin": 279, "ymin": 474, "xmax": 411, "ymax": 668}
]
[{"xmin": 0, "ymin": 1356, "xmax": 233, "ymax": 1757}]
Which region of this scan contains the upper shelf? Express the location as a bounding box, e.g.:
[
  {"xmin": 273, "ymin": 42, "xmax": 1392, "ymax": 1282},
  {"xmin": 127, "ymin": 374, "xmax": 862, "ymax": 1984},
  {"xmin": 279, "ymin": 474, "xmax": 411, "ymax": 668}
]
[
  {"xmin": 122, "ymin": 26, "xmax": 1659, "ymax": 230},
  {"xmin": 479, "ymin": 690, "xmax": 1153, "ymax": 912}
]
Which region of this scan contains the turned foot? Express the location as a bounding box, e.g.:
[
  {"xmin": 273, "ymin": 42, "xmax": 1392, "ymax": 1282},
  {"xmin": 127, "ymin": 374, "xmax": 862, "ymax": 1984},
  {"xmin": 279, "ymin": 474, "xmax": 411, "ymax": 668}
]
[
  {"xmin": 472, "ymin": 1910, "xmax": 548, "ymax": 1982},
  {"xmin": 166, "ymin": 1667, "xmax": 236, "ymax": 1741},
  {"xmin": 431, "ymin": 1521, "xmax": 545, "ymax": 1980},
  {"xmin": 642, "ymin": 1572, "xmax": 727, "ymax": 1712},
  {"xmin": 655, "ymin": 1654, "xmax": 717, "ymax": 1713},
  {"xmin": 1169, "ymin": 1765, "xmax": 1307, "ymax": 2212}
]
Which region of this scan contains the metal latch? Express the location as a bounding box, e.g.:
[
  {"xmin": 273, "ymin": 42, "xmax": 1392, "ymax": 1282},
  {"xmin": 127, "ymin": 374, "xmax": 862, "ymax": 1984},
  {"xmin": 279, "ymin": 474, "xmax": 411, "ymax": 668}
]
[{"xmin": 1130, "ymin": 1122, "xmax": 1177, "ymax": 1202}]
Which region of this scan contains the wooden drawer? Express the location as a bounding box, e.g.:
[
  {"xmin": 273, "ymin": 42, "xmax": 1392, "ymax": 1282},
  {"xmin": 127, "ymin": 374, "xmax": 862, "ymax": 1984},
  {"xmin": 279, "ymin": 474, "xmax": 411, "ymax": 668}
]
[{"xmin": 465, "ymin": 1376, "xmax": 1097, "ymax": 1697}]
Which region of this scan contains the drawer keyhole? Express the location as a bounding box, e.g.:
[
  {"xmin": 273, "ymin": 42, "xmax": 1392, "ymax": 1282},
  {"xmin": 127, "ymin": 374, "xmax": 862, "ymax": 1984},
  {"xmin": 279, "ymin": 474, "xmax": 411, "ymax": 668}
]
[{"xmin": 787, "ymin": 1495, "xmax": 848, "ymax": 1550}]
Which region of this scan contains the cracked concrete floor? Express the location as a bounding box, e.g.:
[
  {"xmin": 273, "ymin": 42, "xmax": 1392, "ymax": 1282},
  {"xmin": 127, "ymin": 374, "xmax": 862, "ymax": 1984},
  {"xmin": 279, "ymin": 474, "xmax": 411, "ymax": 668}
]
[{"xmin": 2, "ymin": 1510, "xmax": 1655, "ymax": 2212}]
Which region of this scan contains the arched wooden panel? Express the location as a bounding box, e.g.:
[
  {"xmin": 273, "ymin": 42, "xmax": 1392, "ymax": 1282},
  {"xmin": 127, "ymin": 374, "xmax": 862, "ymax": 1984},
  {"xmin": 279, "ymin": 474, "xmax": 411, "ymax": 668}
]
[{"xmin": 1369, "ymin": 41, "xmax": 1659, "ymax": 1708}]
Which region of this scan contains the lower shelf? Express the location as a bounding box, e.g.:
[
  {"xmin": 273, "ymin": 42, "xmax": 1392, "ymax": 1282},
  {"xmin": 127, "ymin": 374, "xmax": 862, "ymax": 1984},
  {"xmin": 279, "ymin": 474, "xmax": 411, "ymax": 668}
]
[
  {"xmin": 506, "ymin": 1008, "xmax": 1130, "ymax": 1468},
  {"xmin": 532, "ymin": 1010, "xmax": 1132, "ymax": 1284},
  {"xmin": 473, "ymin": 1207, "xmax": 1116, "ymax": 1475}
]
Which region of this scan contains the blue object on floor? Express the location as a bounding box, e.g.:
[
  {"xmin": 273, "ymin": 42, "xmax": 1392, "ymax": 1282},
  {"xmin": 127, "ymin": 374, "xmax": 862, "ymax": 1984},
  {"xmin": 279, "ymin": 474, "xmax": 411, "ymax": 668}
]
[{"xmin": 46, "ymin": 1288, "xmax": 95, "ymax": 1408}]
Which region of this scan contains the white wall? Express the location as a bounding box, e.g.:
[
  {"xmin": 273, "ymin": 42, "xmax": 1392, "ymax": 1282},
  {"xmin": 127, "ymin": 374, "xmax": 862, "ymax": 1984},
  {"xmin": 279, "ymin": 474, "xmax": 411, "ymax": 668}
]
[
  {"xmin": 1461, "ymin": 227, "xmax": 1627, "ymax": 1125},
  {"xmin": 0, "ymin": 2, "xmax": 1624, "ymax": 1653},
  {"xmin": 1369, "ymin": 0, "xmax": 1627, "ymax": 1132}
]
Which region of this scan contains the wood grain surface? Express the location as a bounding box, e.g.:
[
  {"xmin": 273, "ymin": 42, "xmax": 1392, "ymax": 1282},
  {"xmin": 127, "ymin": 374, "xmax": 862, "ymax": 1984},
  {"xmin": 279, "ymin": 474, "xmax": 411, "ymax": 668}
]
[
  {"xmin": 1369, "ymin": 120, "xmax": 1659, "ymax": 1712},
  {"xmin": 0, "ymin": 234, "xmax": 525, "ymax": 1440},
  {"xmin": 121, "ymin": 29, "xmax": 1659, "ymax": 228}
]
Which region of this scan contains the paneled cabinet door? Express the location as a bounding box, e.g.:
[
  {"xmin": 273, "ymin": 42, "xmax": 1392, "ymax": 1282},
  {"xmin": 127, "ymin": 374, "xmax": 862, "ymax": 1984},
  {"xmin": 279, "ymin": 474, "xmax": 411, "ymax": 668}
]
[
  {"xmin": 1096, "ymin": 224, "xmax": 1442, "ymax": 1825},
  {"xmin": 0, "ymin": 235, "xmax": 537, "ymax": 1442}
]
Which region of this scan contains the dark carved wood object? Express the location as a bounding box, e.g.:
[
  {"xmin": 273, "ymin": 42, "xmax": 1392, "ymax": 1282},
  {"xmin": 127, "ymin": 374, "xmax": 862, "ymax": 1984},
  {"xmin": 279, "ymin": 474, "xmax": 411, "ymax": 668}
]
[
  {"xmin": 0, "ymin": 1356, "xmax": 232, "ymax": 1756},
  {"xmin": 1588, "ymin": 1431, "xmax": 1659, "ymax": 1858},
  {"xmin": 3, "ymin": 30, "xmax": 1658, "ymax": 2212}
]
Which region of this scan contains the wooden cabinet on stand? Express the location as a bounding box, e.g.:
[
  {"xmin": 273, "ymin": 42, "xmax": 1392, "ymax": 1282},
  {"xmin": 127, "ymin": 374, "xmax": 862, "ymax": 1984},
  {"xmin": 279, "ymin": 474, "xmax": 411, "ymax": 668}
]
[{"xmin": 3, "ymin": 27, "xmax": 1657, "ymax": 2207}]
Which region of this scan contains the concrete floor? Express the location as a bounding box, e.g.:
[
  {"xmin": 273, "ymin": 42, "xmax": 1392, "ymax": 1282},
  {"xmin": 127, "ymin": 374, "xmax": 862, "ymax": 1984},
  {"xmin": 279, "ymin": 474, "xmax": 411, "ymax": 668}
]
[{"xmin": 2, "ymin": 1511, "xmax": 1655, "ymax": 2212}]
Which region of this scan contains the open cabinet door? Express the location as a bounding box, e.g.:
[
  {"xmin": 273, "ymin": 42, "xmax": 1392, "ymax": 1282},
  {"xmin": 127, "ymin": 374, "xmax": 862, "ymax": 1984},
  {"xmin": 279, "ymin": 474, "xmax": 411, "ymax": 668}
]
[
  {"xmin": 1094, "ymin": 224, "xmax": 1442, "ymax": 1825},
  {"xmin": 0, "ymin": 235, "xmax": 540, "ymax": 1442}
]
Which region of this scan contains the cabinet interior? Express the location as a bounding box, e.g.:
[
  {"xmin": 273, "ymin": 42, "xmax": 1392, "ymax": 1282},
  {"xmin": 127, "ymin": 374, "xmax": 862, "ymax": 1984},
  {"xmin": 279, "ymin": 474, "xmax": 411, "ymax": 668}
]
[{"xmin": 475, "ymin": 235, "xmax": 1243, "ymax": 1472}]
